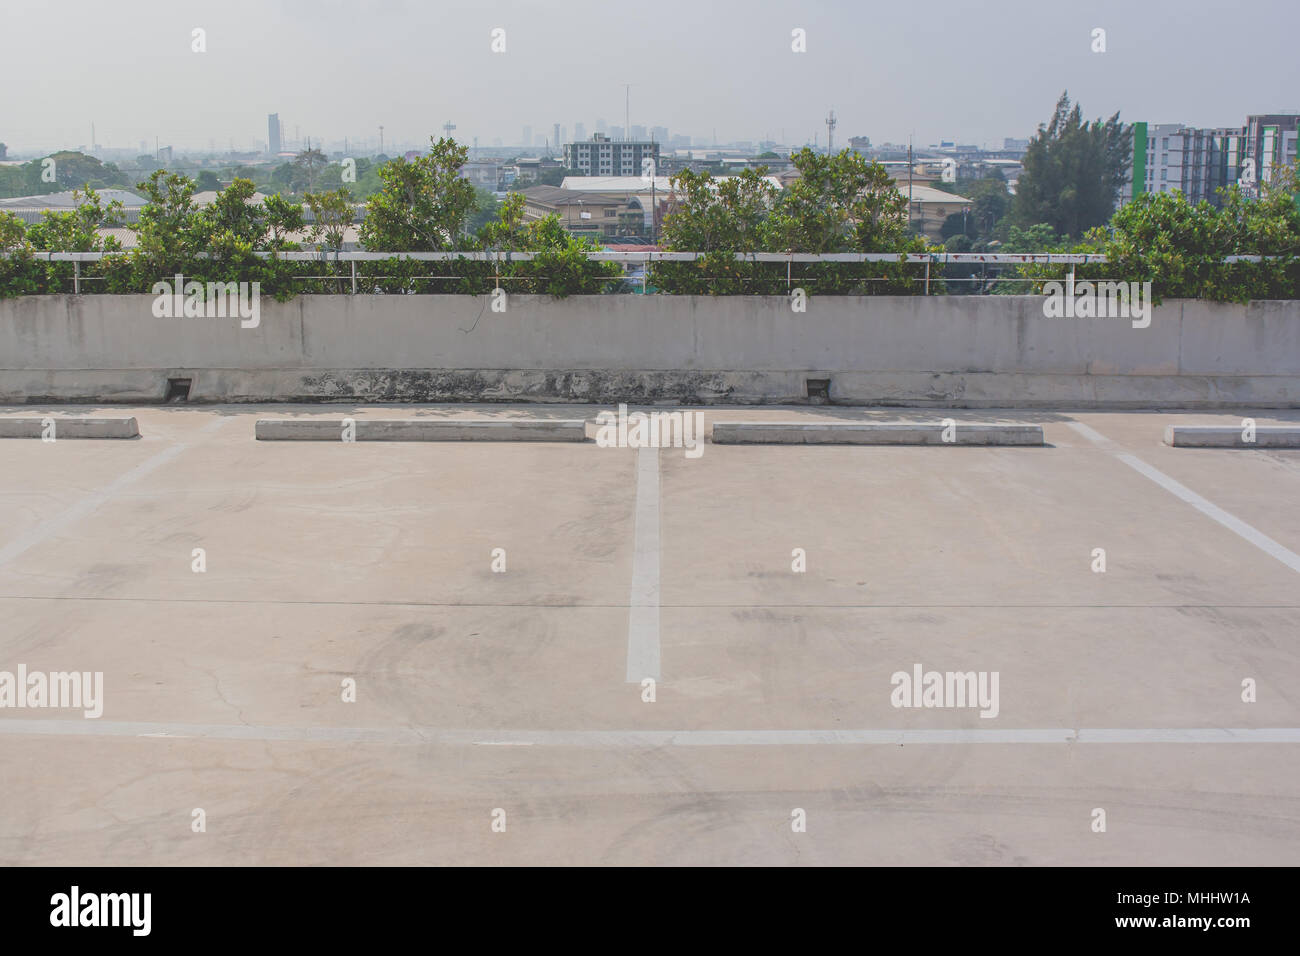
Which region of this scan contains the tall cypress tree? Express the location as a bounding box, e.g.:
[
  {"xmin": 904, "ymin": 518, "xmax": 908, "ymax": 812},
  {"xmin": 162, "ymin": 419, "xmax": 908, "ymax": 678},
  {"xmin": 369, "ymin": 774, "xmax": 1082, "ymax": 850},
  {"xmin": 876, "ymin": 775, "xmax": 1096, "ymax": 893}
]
[{"xmin": 1011, "ymin": 92, "xmax": 1132, "ymax": 239}]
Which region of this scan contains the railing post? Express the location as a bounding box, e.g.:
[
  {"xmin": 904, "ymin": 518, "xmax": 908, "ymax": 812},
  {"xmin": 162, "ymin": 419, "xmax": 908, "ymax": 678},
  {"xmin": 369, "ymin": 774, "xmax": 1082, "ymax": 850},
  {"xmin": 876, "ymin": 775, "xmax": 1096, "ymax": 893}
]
[
  {"xmin": 351, "ymin": 259, "xmax": 357, "ymax": 294},
  {"xmin": 73, "ymin": 259, "xmax": 80, "ymax": 295},
  {"xmin": 924, "ymin": 257, "xmax": 930, "ymax": 295}
]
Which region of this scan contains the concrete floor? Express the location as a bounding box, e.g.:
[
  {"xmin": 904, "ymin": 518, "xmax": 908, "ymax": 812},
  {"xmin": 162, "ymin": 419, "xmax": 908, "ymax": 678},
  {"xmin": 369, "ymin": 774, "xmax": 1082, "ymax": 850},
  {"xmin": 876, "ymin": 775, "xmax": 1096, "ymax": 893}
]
[{"xmin": 1, "ymin": 404, "xmax": 1298, "ymax": 865}]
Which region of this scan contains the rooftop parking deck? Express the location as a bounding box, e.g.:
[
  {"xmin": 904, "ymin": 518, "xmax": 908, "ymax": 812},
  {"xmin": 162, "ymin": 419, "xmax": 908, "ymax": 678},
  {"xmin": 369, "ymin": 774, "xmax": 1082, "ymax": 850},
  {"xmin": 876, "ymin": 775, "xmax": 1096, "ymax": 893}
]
[{"xmin": 1, "ymin": 404, "xmax": 1298, "ymax": 865}]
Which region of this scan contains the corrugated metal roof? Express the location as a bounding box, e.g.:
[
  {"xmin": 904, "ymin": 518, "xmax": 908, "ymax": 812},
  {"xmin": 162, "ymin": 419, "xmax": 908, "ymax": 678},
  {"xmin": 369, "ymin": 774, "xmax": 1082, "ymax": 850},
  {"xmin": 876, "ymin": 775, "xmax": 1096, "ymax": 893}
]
[
  {"xmin": 0, "ymin": 189, "xmax": 146, "ymax": 209},
  {"xmin": 902, "ymin": 184, "xmax": 972, "ymax": 204},
  {"xmin": 192, "ymin": 190, "xmax": 270, "ymax": 206},
  {"xmin": 561, "ymin": 174, "xmax": 783, "ymax": 192},
  {"xmin": 522, "ymin": 185, "xmax": 623, "ymax": 206}
]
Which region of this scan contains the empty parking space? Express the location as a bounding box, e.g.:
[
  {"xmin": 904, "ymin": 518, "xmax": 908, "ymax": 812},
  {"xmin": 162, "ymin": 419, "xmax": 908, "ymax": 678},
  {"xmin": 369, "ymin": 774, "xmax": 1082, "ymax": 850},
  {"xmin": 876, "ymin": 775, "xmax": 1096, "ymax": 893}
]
[{"xmin": 1, "ymin": 404, "xmax": 1297, "ymax": 865}]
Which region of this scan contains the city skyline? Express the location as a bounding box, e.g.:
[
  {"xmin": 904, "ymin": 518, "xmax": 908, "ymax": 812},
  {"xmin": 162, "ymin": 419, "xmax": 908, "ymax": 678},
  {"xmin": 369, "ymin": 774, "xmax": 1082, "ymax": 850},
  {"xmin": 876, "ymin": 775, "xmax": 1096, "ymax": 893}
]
[{"xmin": 3, "ymin": 0, "xmax": 1297, "ymax": 155}]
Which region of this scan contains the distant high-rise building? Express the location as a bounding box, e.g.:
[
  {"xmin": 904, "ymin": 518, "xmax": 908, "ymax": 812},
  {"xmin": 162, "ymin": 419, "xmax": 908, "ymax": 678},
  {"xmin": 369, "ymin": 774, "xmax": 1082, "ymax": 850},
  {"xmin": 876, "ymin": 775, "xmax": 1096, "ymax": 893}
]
[
  {"xmin": 595, "ymin": 118, "xmax": 607, "ymax": 134},
  {"xmin": 564, "ymin": 132, "xmax": 659, "ymax": 177},
  {"xmin": 609, "ymin": 125, "xmax": 624, "ymax": 141},
  {"xmin": 650, "ymin": 126, "xmax": 668, "ymax": 143},
  {"xmin": 139, "ymin": 140, "xmax": 148, "ymax": 156},
  {"xmin": 522, "ymin": 125, "xmax": 531, "ymax": 148},
  {"xmin": 267, "ymin": 113, "xmax": 282, "ymax": 155},
  {"xmin": 631, "ymin": 125, "xmax": 647, "ymax": 140},
  {"xmin": 1122, "ymin": 121, "xmax": 1245, "ymax": 207},
  {"xmin": 1245, "ymin": 114, "xmax": 1300, "ymax": 192},
  {"xmin": 575, "ymin": 122, "xmax": 586, "ymax": 141},
  {"xmin": 1120, "ymin": 114, "xmax": 1299, "ymax": 207},
  {"xmin": 554, "ymin": 124, "xmax": 561, "ymax": 149}
]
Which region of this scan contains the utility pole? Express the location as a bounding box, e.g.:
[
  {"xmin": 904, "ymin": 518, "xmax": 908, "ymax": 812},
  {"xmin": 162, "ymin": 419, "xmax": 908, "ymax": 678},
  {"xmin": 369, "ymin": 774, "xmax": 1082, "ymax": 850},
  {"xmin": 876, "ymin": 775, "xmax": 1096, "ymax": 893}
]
[
  {"xmin": 825, "ymin": 109, "xmax": 836, "ymax": 155},
  {"xmin": 908, "ymin": 136, "xmax": 915, "ymax": 237}
]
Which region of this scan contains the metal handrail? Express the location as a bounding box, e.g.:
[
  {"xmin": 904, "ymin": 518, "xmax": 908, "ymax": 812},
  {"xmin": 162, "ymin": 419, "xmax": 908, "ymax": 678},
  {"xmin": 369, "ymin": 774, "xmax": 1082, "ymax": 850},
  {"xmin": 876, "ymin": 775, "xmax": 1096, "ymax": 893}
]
[{"xmin": 10, "ymin": 250, "xmax": 1281, "ymax": 264}]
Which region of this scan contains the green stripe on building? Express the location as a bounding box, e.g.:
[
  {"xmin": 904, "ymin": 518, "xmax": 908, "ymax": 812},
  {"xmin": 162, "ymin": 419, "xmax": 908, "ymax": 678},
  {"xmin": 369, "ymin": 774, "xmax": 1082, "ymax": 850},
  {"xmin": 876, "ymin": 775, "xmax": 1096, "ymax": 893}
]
[{"xmin": 1131, "ymin": 122, "xmax": 1147, "ymax": 199}]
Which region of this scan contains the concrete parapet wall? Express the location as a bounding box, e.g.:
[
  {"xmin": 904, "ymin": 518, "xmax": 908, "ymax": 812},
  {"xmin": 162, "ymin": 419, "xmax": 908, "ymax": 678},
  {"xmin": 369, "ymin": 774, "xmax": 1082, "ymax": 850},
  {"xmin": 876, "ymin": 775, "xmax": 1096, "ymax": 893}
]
[{"xmin": 2, "ymin": 295, "xmax": 1297, "ymax": 407}]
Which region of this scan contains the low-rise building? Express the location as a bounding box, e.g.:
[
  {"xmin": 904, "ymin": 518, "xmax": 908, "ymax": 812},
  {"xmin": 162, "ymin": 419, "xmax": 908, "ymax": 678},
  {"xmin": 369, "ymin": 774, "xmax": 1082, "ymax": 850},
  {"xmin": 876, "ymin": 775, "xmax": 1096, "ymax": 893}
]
[
  {"xmin": 0, "ymin": 189, "xmax": 148, "ymax": 224},
  {"xmin": 459, "ymin": 162, "xmax": 502, "ymax": 190},
  {"xmin": 520, "ymin": 184, "xmax": 641, "ymax": 239},
  {"xmin": 900, "ymin": 184, "xmax": 972, "ymax": 241}
]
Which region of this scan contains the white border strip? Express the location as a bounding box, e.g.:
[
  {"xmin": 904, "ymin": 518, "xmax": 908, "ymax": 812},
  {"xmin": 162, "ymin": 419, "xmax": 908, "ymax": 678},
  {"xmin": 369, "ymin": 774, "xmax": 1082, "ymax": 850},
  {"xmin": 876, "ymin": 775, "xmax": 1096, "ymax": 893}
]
[
  {"xmin": 1067, "ymin": 422, "xmax": 1300, "ymax": 575},
  {"xmin": 626, "ymin": 448, "xmax": 661, "ymax": 682},
  {"xmin": 0, "ymin": 419, "xmax": 229, "ymax": 571},
  {"xmin": 1, "ymin": 720, "xmax": 1297, "ymax": 746}
]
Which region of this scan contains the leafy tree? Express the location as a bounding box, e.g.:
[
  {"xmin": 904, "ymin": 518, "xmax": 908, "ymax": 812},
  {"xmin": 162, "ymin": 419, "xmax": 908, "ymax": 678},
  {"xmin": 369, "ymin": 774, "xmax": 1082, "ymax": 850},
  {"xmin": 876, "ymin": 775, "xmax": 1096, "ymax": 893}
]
[
  {"xmin": 23, "ymin": 151, "xmax": 128, "ymax": 194},
  {"xmin": 940, "ymin": 214, "xmax": 969, "ymax": 241},
  {"xmin": 659, "ymin": 167, "xmax": 778, "ymax": 251},
  {"xmin": 132, "ymin": 169, "xmax": 203, "ymax": 270},
  {"xmin": 1010, "ymin": 92, "xmax": 1131, "ymax": 238},
  {"xmin": 475, "ymin": 192, "xmax": 531, "ymax": 250},
  {"xmin": 0, "ymin": 211, "xmax": 25, "ymax": 252},
  {"xmin": 1001, "ymin": 223, "xmax": 1068, "ymax": 252},
  {"xmin": 529, "ymin": 166, "xmax": 583, "ymax": 187},
  {"xmin": 964, "ymin": 179, "xmax": 1011, "ymax": 238},
  {"xmin": 0, "ymin": 165, "xmax": 28, "ymax": 199},
  {"xmin": 359, "ymin": 137, "xmax": 477, "ymax": 251},
  {"xmin": 25, "ymin": 187, "xmax": 124, "ymax": 251},
  {"xmin": 467, "ymin": 186, "xmax": 502, "ymax": 234},
  {"xmin": 304, "ymin": 188, "xmax": 356, "ymax": 250},
  {"xmin": 1079, "ymin": 169, "xmax": 1300, "ymax": 302},
  {"xmin": 292, "ymin": 148, "xmax": 329, "ymax": 193},
  {"xmin": 656, "ymin": 150, "xmax": 929, "ymax": 294},
  {"xmin": 469, "ymin": 196, "xmax": 619, "ymax": 295},
  {"xmin": 262, "ymin": 193, "xmax": 305, "ymax": 248},
  {"xmin": 656, "ymin": 167, "xmax": 780, "ymax": 293},
  {"xmin": 270, "ymin": 162, "xmax": 296, "ymax": 190},
  {"xmin": 769, "ymin": 148, "xmax": 910, "ymax": 252},
  {"xmin": 196, "ymin": 170, "xmax": 221, "ymax": 191},
  {"xmin": 197, "ymin": 178, "xmax": 268, "ymax": 246},
  {"xmin": 0, "ymin": 212, "xmax": 43, "ymax": 296}
]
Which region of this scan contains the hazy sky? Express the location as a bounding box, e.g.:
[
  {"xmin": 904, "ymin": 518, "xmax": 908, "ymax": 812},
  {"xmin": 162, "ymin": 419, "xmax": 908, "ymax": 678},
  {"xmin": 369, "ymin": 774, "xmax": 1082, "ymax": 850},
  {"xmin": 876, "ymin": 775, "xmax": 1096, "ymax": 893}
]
[{"xmin": 3, "ymin": 0, "xmax": 1297, "ymax": 154}]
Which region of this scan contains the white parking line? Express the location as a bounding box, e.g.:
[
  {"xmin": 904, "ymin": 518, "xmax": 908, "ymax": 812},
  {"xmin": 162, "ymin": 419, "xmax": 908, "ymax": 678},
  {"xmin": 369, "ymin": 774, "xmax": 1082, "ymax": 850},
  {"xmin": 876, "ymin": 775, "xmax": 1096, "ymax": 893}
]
[
  {"xmin": 1067, "ymin": 421, "xmax": 1300, "ymax": 575},
  {"xmin": 1, "ymin": 719, "xmax": 1297, "ymax": 746},
  {"xmin": 0, "ymin": 418, "xmax": 230, "ymax": 571},
  {"xmin": 626, "ymin": 447, "xmax": 661, "ymax": 682}
]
